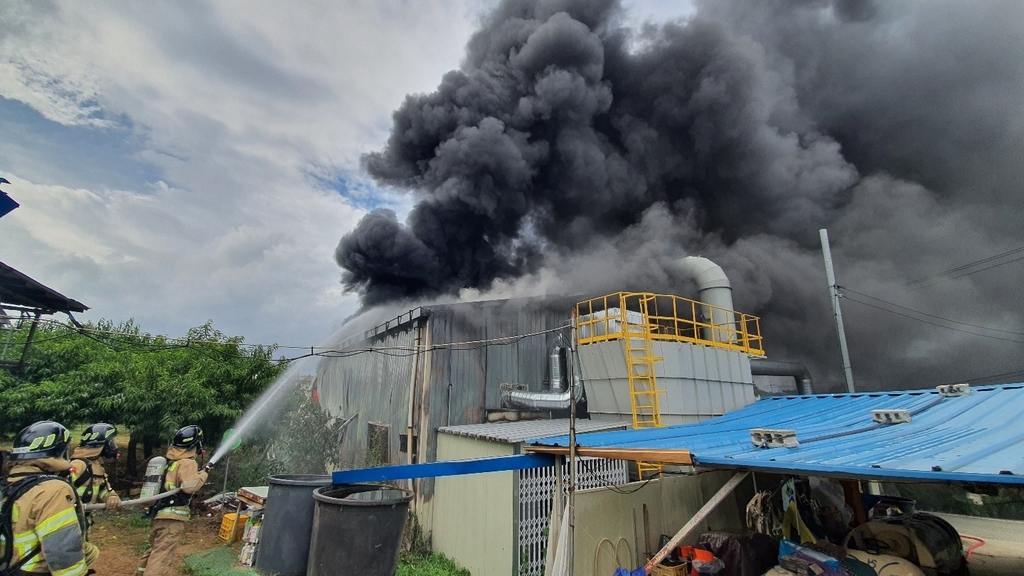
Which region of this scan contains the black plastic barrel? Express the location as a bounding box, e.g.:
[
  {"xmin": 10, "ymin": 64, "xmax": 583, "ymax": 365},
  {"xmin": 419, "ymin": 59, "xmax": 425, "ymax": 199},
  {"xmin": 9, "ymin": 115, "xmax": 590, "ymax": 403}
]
[
  {"xmin": 306, "ymin": 485, "xmax": 413, "ymax": 576},
  {"xmin": 255, "ymin": 474, "xmax": 333, "ymax": 576}
]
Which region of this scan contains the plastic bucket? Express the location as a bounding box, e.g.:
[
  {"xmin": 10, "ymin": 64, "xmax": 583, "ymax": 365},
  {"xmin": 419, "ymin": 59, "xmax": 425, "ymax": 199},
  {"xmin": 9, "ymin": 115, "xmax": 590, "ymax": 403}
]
[
  {"xmin": 254, "ymin": 474, "xmax": 333, "ymax": 576},
  {"xmin": 306, "ymin": 485, "xmax": 413, "ymax": 576}
]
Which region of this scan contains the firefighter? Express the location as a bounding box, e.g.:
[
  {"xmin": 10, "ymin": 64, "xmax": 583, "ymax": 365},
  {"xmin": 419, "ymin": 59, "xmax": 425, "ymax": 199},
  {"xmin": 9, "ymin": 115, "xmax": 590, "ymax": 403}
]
[
  {"xmin": 69, "ymin": 423, "xmax": 122, "ymax": 527},
  {"xmin": 1, "ymin": 420, "xmax": 98, "ymax": 576},
  {"xmin": 136, "ymin": 425, "xmax": 209, "ymax": 576}
]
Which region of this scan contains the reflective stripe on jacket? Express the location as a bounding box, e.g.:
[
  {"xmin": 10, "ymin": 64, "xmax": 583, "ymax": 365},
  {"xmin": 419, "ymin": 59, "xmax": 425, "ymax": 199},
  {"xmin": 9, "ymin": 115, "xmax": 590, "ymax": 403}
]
[
  {"xmin": 153, "ymin": 458, "xmax": 206, "ymax": 522},
  {"xmin": 68, "ymin": 459, "xmax": 112, "ymax": 505},
  {"xmin": 4, "ymin": 465, "xmax": 87, "ymax": 576}
]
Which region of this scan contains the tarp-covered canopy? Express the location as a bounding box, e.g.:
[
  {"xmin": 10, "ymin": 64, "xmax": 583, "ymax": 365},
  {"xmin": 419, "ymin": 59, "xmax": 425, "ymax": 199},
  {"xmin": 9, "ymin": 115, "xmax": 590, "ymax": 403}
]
[
  {"xmin": 527, "ymin": 383, "xmax": 1024, "ymax": 485},
  {"xmin": 0, "ymin": 261, "xmax": 87, "ymax": 314}
]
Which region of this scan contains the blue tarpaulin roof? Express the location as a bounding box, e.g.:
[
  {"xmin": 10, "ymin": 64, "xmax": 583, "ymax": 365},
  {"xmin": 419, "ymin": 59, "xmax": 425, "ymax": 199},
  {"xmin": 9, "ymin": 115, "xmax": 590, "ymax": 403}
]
[{"xmin": 527, "ymin": 383, "xmax": 1024, "ymax": 485}]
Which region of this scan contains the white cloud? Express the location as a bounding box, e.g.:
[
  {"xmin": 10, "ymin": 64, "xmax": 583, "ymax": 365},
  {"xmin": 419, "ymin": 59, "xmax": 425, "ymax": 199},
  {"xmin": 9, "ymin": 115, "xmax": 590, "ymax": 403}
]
[
  {"xmin": 0, "ymin": 0, "xmax": 695, "ymax": 348},
  {"xmin": 0, "ymin": 0, "xmax": 484, "ymax": 347}
]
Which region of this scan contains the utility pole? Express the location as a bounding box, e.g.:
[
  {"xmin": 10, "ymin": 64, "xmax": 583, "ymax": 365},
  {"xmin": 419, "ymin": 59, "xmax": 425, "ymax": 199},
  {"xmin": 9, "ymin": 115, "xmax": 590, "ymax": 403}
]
[
  {"xmin": 820, "ymin": 229, "xmax": 856, "ymax": 393},
  {"xmin": 568, "ymin": 310, "xmax": 578, "ymax": 576}
]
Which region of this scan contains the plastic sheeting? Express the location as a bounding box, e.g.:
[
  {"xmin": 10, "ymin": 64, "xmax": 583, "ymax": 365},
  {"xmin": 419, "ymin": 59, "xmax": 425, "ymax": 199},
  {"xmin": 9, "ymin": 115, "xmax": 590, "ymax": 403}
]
[{"xmin": 697, "ymin": 532, "xmax": 779, "ymax": 576}]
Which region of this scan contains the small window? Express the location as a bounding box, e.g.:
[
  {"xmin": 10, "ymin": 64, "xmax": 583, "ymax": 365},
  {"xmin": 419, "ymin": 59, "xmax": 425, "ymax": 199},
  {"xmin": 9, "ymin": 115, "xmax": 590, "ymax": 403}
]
[{"xmin": 399, "ymin": 433, "xmax": 418, "ymax": 457}]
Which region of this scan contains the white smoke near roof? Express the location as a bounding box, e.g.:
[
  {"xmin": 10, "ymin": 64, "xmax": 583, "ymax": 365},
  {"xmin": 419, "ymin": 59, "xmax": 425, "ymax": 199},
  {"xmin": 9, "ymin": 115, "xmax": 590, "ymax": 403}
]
[{"xmin": 336, "ymin": 0, "xmax": 1024, "ymax": 391}]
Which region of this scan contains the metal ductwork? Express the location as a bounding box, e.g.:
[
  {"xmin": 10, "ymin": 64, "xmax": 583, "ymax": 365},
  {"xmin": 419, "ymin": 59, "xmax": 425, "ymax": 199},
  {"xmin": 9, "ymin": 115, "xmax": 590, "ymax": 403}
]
[
  {"xmin": 503, "ymin": 345, "xmax": 582, "ymax": 411},
  {"xmin": 750, "ymin": 359, "xmax": 814, "ymax": 395},
  {"xmin": 549, "ymin": 346, "xmax": 565, "ymax": 392},
  {"xmin": 502, "ymin": 384, "xmax": 582, "ymax": 411},
  {"xmin": 673, "ymin": 256, "xmax": 736, "ymax": 340}
]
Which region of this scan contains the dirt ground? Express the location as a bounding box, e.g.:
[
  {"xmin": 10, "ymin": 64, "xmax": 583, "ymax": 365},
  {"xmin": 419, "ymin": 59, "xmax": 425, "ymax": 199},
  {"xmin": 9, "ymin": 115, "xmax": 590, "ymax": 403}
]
[{"xmin": 87, "ymin": 510, "xmax": 229, "ymax": 575}]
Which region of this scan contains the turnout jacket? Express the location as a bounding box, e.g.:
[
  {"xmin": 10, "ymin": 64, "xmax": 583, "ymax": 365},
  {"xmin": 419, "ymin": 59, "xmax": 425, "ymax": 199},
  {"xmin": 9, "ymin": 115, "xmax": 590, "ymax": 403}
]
[
  {"xmin": 3, "ymin": 460, "xmax": 87, "ymax": 576},
  {"xmin": 153, "ymin": 447, "xmax": 208, "ymax": 522},
  {"xmin": 69, "ymin": 447, "xmax": 117, "ymax": 507}
]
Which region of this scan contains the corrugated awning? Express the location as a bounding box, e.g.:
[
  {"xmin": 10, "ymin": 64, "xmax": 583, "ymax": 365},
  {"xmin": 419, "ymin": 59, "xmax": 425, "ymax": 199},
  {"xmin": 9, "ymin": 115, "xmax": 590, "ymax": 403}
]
[
  {"xmin": 526, "ymin": 383, "xmax": 1024, "ymax": 485},
  {"xmin": 0, "ymin": 261, "xmax": 87, "ymax": 314}
]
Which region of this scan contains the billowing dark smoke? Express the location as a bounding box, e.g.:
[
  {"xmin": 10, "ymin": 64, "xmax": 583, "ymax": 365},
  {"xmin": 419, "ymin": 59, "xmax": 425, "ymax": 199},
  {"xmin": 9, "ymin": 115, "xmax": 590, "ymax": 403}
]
[{"xmin": 338, "ymin": 0, "xmax": 1024, "ymax": 391}]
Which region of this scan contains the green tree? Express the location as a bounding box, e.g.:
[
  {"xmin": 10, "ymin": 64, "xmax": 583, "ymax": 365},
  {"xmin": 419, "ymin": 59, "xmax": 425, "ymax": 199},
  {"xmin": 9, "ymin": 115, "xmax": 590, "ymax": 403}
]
[{"xmin": 0, "ymin": 319, "xmax": 285, "ymax": 476}]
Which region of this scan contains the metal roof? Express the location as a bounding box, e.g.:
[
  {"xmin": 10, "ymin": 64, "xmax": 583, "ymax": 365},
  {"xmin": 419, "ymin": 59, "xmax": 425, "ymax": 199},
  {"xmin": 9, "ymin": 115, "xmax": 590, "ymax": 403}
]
[
  {"xmin": 527, "ymin": 384, "xmax": 1024, "ymax": 485},
  {"xmin": 439, "ymin": 418, "xmax": 626, "ymax": 444},
  {"xmin": 0, "ymin": 261, "xmax": 87, "ymax": 314}
]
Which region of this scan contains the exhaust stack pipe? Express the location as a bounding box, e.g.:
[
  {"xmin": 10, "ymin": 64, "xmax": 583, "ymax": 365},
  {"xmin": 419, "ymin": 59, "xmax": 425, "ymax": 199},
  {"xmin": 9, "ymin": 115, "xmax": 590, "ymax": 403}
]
[{"xmin": 673, "ymin": 256, "xmax": 736, "ymax": 342}]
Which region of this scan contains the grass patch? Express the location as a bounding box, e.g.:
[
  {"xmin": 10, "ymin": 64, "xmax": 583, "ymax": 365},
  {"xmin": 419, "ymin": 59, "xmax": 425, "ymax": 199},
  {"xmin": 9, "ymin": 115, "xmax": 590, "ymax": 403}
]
[
  {"xmin": 397, "ymin": 552, "xmax": 471, "ymax": 576},
  {"xmin": 102, "ymin": 508, "xmax": 152, "ymax": 529},
  {"xmin": 182, "ymin": 547, "xmax": 258, "ymax": 576},
  {"xmin": 132, "ymin": 540, "xmax": 152, "ymax": 555}
]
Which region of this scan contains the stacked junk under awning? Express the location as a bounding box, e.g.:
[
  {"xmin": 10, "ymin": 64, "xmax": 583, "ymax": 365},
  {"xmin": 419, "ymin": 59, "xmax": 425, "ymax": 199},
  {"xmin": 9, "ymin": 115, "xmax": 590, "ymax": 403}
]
[
  {"xmin": 526, "ymin": 382, "xmax": 1024, "ymax": 576},
  {"xmin": 244, "ymin": 257, "xmax": 1023, "ymax": 576}
]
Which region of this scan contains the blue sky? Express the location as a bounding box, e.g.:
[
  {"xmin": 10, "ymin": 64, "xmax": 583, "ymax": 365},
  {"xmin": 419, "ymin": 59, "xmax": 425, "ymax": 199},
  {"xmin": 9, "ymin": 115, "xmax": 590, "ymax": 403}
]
[
  {"xmin": 0, "ymin": 96, "xmax": 162, "ymax": 191},
  {"xmin": 0, "ymin": 0, "xmax": 691, "ymax": 350}
]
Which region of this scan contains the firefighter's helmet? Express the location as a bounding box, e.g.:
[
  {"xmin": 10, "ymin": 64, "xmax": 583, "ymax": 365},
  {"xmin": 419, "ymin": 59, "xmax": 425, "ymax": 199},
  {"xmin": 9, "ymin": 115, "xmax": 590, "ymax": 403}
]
[
  {"xmin": 171, "ymin": 425, "xmax": 204, "ymax": 452},
  {"xmin": 11, "ymin": 421, "xmax": 72, "ymax": 460},
  {"xmin": 80, "ymin": 422, "xmax": 119, "ymax": 458}
]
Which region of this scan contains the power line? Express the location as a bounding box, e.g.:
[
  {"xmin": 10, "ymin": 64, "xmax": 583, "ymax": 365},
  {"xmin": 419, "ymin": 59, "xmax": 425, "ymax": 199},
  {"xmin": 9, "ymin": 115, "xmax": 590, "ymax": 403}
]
[
  {"xmin": 22, "ymin": 317, "xmax": 571, "ymax": 364},
  {"xmin": 939, "ymin": 367, "xmax": 1024, "ymax": 387},
  {"xmin": 841, "ymin": 287, "xmax": 1024, "ymax": 337},
  {"xmin": 905, "ymin": 245, "xmax": 1024, "ymax": 286},
  {"xmin": 841, "ymin": 296, "xmax": 1024, "ymax": 344},
  {"xmin": 949, "ymin": 253, "xmax": 1024, "ymax": 280},
  {"xmin": 277, "ymin": 323, "xmax": 572, "ymax": 363}
]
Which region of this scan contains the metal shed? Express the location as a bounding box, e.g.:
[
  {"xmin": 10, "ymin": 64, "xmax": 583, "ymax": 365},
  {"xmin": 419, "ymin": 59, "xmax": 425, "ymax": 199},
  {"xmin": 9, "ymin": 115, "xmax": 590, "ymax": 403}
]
[
  {"xmin": 312, "ymin": 297, "xmax": 576, "ymax": 527},
  {"xmin": 527, "ymin": 383, "xmax": 1024, "ymax": 574}
]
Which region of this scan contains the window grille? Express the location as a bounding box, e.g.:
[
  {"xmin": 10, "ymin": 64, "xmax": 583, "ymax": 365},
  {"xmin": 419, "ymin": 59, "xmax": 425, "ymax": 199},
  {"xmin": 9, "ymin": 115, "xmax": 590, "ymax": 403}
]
[{"xmin": 517, "ymin": 457, "xmax": 628, "ymax": 576}]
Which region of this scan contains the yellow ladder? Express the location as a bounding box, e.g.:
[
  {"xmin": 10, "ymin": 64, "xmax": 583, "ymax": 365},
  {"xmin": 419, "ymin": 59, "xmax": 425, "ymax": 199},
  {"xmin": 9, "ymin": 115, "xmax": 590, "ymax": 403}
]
[{"xmin": 623, "ymin": 295, "xmax": 665, "ymax": 479}]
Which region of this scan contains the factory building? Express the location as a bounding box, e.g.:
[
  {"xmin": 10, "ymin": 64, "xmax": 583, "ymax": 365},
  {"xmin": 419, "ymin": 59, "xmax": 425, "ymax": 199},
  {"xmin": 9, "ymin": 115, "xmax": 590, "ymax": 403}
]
[{"xmin": 311, "ymin": 257, "xmax": 788, "ymax": 571}]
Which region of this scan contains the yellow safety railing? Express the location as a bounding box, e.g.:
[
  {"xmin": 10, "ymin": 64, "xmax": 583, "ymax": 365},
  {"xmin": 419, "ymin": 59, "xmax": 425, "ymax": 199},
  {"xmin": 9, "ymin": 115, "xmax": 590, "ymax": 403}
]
[{"xmin": 575, "ymin": 292, "xmax": 765, "ymax": 356}]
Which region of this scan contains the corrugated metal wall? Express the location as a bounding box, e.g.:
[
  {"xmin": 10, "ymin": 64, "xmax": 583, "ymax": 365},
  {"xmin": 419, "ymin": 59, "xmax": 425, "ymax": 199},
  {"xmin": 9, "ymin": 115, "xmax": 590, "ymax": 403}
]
[
  {"xmin": 416, "ymin": 302, "xmax": 570, "ymax": 511},
  {"xmin": 314, "ymin": 320, "xmax": 421, "ymax": 470},
  {"xmin": 578, "ymin": 340, "xmax": 756, "ymax": 425},
  {"xmin": 313, "ymin": 298, "xmax": 574, "ymax": 483}
]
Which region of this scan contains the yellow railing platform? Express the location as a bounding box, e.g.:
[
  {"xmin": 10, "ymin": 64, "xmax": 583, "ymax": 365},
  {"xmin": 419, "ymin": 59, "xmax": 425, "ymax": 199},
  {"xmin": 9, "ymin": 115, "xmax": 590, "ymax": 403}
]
[{"xmin": 575, "ymin": 292, "xmax": 765, "ymax": 357}]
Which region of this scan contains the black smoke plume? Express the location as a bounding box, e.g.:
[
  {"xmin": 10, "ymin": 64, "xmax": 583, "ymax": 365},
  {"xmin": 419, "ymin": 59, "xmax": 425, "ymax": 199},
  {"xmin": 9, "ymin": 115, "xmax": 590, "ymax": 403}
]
[{"xmin": 337, "ymin": 0, "xmax": 1024, "ymax": 391}]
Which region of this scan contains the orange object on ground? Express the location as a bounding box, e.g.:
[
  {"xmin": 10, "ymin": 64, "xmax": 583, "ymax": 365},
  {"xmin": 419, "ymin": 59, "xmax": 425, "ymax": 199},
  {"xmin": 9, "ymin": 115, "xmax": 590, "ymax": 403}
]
[{"xmin": 692, "ymin": 549, "xmax": 714, "ymax": 563}]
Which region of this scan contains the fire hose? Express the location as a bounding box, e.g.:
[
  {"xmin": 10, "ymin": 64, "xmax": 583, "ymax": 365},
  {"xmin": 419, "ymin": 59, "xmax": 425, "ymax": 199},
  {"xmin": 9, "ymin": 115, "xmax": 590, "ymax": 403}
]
[
  {"xmin": 83, "ymin": 460, "xmax": 213, "ymax": 511},
  {"xmin": 82, "ymin": 488, "xmax": 181, "ymax": 512}
]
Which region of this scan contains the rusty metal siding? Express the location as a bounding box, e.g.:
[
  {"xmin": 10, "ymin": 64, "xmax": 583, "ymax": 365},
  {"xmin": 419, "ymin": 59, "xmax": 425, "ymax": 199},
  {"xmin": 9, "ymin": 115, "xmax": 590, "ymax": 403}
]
[
  {"xmin": 314, "ymin": 299, "xmax": 573, "ymax": 476},
  {"xmin": 430, "ymin": 302, "xmax": 571, "ymax": 420},
  {"xmin": 313, "ymin": 320, "xmax": 420, "ymax": 470},
  {"xmin": 484, "ymin": 310, "xmax": 519, "ymax": 408},
  {"xmin": 444, "ymin": 308, "xmax": 487, "ymax": 425},
  {"xmin": 519, "ymin": 309, "xmax": 551, "ymax": 391}
]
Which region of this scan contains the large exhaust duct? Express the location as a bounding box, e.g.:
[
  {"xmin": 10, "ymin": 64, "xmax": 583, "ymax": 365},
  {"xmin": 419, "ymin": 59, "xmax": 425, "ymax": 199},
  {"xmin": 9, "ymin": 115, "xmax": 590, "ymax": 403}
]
[
  {"xmin": 503, "ymin": 344, "xmax": 582, "ymax": 411},
  {"xmin": 750, "ymin": 359, "xmax": 814, "ymax": 395},
  {"xmin": 502, "ymin": 385, "xmax": 581, "ymax": 411},
  {"xmin": 675, "ymin": 256, "xmax": 814, "ymax": 394},
  {"xmin": 673, "ymin": 256, "xmax": 736, "ymax": 342},
  {"xmin": 549, "ymin": 346, "xmax": 565, "ymax": 392}
]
